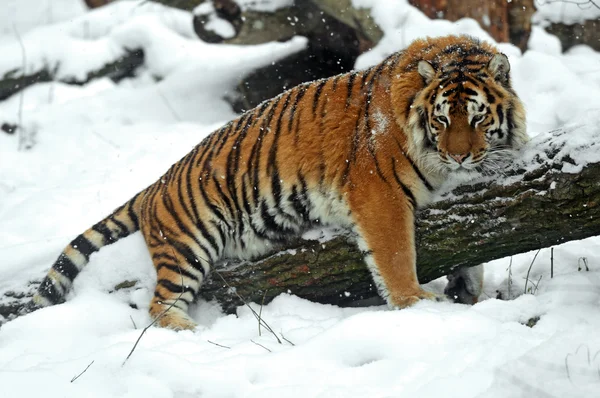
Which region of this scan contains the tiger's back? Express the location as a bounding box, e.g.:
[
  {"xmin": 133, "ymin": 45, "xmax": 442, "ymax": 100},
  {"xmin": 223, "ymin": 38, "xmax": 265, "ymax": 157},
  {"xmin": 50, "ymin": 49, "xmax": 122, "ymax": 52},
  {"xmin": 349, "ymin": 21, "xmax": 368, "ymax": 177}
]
[{"xmin": 34, "ymin": 35, "xmax": 527, "ymax": 330}]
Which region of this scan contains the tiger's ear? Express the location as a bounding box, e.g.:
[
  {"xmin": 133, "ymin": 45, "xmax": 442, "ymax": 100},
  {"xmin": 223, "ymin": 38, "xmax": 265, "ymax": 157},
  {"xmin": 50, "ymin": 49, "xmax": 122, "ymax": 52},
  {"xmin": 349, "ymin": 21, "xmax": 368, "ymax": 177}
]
[
  {"xmin": 418, "ymin": 60, "xmax": 436, "ymax": 84},
  {"xmin": 487, "ymin": 53, "xmax": 510, "ymax": 85}
]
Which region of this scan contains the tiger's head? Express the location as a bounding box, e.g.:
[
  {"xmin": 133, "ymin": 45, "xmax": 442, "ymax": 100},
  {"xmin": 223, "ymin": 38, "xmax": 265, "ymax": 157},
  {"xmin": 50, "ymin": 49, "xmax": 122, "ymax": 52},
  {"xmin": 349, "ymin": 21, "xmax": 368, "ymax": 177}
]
[{"xmin": 406, "ymin": 49, "xmax": 527, "ymax": 177}]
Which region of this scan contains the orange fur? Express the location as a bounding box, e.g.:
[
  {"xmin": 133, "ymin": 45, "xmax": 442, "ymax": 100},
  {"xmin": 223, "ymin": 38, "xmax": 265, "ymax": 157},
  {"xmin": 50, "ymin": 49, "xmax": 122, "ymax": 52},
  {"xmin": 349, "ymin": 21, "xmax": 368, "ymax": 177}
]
[{"xmin": 34, "ymin": 35, "xmax": 527, "ymax": 330}]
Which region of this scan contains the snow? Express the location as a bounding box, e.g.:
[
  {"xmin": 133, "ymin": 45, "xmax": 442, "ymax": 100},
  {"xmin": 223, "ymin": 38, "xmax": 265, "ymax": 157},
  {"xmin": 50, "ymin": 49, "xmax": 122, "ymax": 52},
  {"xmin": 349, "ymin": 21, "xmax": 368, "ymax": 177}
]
[
  {"xmin": 1, "ymin": 0, "xmax": 600, "ymax": 397},
  {"xmin": 533, "ymin": 0, "xmax": 600, "ymax": 25},
  {"xmin": 234, "ymin": 0, "xmax": 294, "ymax": 12},
  {"xmin": 0, "ymin": 0, "xmax": 87, "ymax": 39}
]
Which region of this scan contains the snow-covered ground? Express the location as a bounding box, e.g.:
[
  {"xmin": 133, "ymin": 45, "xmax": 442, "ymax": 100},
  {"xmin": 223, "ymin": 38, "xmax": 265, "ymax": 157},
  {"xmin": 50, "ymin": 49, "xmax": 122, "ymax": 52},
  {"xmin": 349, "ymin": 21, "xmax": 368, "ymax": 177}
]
[{"xmin": 1, "ymin": 1, "xmax": 599, "ymax": 397}]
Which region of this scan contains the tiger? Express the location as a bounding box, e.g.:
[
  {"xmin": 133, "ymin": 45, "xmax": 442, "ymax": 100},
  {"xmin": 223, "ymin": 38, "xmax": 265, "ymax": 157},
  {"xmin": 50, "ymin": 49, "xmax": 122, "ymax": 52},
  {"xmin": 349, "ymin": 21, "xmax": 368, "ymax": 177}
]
[{"xmin": 33, "ymin": 35, "xmax": 527, "ymax": 330}]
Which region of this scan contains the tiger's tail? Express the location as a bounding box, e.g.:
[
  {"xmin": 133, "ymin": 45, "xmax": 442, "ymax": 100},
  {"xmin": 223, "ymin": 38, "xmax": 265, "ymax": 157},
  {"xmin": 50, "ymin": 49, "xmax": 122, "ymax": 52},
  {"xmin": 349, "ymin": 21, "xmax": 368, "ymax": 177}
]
[{"xmin": 33, "ymin": 191, "xmax": 146, "ymax": 307}]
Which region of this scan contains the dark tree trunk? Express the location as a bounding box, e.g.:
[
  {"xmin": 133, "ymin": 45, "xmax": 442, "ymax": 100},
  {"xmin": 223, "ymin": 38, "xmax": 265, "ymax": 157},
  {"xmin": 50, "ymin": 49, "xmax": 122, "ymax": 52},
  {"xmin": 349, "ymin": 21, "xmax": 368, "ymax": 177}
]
[{"xmin": 408, "ymin": 0, "xmax": 536, "ymax": 52}]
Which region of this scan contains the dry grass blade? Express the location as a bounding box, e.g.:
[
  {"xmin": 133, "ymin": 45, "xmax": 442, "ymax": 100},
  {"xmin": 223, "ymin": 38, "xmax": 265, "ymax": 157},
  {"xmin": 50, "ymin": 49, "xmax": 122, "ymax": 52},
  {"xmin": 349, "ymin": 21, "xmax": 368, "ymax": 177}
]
[
  {"xmin": 280, "ymin": 331, "xmax": 295, "ymax": 346},
  {"xmin": 12, "ymin": 23, "xmax": 27, "ymax": 151},
  {"xmin": 71, "ymin": 360, "xmax": 94, "ymax": 383},
  {"xmin": 207, "ymin": 340, "xmax": 231, "ymax": 349},
  {"xmin": 250, "ymin": 339, "xmax": 272, "ymax": 353},
  {"xmin": 258, "ymin": 289, "xmax": 268, "ymax": 337},
  {"xmin": 524, "ymin": 249, "xmax": 541, "ymax": 294},
  {"xmin": 213, "ymin": 270, "xmax": 282, "ymax": 344}
]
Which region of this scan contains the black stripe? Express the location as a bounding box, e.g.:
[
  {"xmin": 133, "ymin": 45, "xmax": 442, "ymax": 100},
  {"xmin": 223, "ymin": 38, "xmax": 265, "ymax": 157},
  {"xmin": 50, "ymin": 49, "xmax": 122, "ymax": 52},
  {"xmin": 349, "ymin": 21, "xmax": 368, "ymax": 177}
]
[
  {"xmin": 255, "ymin": 100, "xmax": 271, "ymax": 121},
  {"xmin": 198, "ymin": 182, "xmax": 228, "ymax": 227},
  {"xmin": 312, "ymin": 79, "xmax": 327, "ymax": 118},
  {"xmin": 269, "ymin": 91, "xmax": 293, "ymax": 171},
  {"xmin": 289, "ymin": 184, "xmax": 310, "ymax": 222},
  {"xmin": 38, "ymin": 278, "xmax": 64, "ymax": 304},
  {"xmin": 391, "ymin": 158, "xmax": 416, "ymax": 208},
  {"xmin": 162, "ymin": 194, "xmax": 219, "ymax": 258},
  {"xmin": 259, "ymin": 200, "xmax": 291, "ymax": 236},
  {"xmin": 108, "ymin": 216, "xmax": 129, "ymax": 237},
  {"xmin": 158, "ymin": 278, "xmax": 196, "ymax": 295},
  {"xmin": 211, "ymin": 173, "xmax": 235, "ymax": 221},
  {"xmin": 126, "ymin": 193, "xmax": 140, "ymax": 229},
  {"xmin": 417, "ymin": 107, "xmax": 435, "ymax": 149},
  {"xmin": 497, "ymin": 104, "xmax": 504, "ymax": 126},
  {"xmin": 157, "ymin": 262, "xmax": 201, "ymax": 282},
  {"xmin": 54, "ymin": 254, "xmax": 80, "ymax": 280},
  {"xmin": 507, "ymin": 106, "xmax": 515, "ymax": 146},
  {"xmin": 345, "ymin": 72, "xmax": 356, "ymax": 109},
  {"xmin": 240, "ymin": 173, "xmax": 254, "ymax": 215},
  {"xmin": 290, "ymin": 84, "xmax": 307, "ymax": 139},
  {"xmin": 270, "ymin": 167, "xmax": 298, "ymax": 224},
  {"xmin": 92, "ymin": 222, "xmax": 115, "ymax": 244},
  {"xmin": 483, "ymin": 87, "xmax": 496, "ymax": 103},
  {"xmin": 463, "ymin": 87, "xmax": 478, "ymax": 96},
  {"xmin": 394, "ymin": 138, "xmax": 433, "ymax": 191},
  {"xmin": 153, "ymin": 252, "xmax": 178, "ymax": 262},
  {"xmin": 441, "ymin": 88, "xmax": 457, "ymax": 98},
  {"xmin": 171, "ymin": 239, "xmax": 210, "ymax": 273},
  {"xmin": 71, "ymin": 235, "xmax": 97, "ymax": 261},
  {"xmin": 332, "ymin": 74, "xmax": 341, "ymax": 91},
  {"xmin": 210, "ymin": 219, "xmax": 228, "ymax": 249},
  {"xmin": 214, "ymin": 118, "xmax": 239, "ymax": 156}
]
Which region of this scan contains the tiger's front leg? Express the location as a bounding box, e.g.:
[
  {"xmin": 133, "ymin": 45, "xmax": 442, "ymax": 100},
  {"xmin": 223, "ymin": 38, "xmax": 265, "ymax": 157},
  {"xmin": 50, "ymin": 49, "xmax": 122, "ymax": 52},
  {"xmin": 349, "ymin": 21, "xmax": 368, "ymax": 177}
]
[{"xmin": 346, "ymin": 181, "xmax": 445, "ymax": 308}]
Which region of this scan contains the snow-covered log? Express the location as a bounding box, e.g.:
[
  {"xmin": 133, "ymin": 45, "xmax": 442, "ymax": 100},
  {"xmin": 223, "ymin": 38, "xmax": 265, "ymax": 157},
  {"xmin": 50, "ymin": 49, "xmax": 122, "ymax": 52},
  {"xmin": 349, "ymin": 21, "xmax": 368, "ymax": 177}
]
[
  {"xmin": 0, "ymin": 49, "xmax": 144, "ymax": 102},
  {"xmin": 198, "ymin": 122, "xmax": 600, "ymax": 313}
]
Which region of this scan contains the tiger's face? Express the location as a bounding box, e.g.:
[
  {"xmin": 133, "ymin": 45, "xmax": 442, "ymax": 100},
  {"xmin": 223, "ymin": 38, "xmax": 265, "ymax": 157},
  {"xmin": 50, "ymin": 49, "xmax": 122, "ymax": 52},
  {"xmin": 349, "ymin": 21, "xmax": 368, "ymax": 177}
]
[{"xmin": 410, "ymin": 53, "xmax": 527, "ymax": 176}]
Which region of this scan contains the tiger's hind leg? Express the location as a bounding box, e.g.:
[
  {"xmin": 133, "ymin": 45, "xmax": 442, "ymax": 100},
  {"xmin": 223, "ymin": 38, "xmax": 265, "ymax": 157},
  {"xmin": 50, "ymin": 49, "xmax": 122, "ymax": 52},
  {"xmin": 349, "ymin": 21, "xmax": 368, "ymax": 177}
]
[{"xmin": 141, "ymin": 226, "xmax": 211, "ymax": 331}]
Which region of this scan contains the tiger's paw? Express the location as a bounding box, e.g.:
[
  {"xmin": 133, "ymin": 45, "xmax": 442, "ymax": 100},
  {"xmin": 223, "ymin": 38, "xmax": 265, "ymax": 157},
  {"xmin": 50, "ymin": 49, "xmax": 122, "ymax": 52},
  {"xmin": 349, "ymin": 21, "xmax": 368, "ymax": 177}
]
[
  {"xmin": 444, "ymin": 265, "xmax": 484, "ymax": 305},
  {"xmin": 388, "ymin": 289, "xmax": 448, "ymax": 309},
  {"xmin": 151, "ymin": 306, "xmax": 197, "ymax": 331}
]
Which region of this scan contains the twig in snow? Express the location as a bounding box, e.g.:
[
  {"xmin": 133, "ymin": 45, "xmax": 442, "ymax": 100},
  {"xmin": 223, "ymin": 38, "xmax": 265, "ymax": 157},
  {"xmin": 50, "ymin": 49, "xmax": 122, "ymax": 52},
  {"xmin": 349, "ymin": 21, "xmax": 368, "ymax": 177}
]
[
  {"xmin": 213, "ymin": 270, "xmax": 282, "ymax": 344},
  {"xmin": 90, "ymin": 129, "xmax": 120, "ymax": 149},
  {"xmin": 12, "ymin": 23, "xmax": 28, "ymax": 151},
  {"xmin": 578, "ymin": 257, "xmax": 590, "ymax": 272},
  {"xmin": 551, "ymin": 247, "xmax": 554, "ymax": 279},
  {"xmin": 207, "ymin": 340, "xmax": 231, "ymax": 349},
  {"xmin": 258, "ymin": 289, "xmax": 268, "ymax": 337},
  {"xmin": 280, "ymin": 331, "xmax": 295, "ymax": 346},
  {"xmin": 130, "ymin": 315, "xmax": 137, "ymax": 329},
  {"xmin": 506, "ymin": 256, "xmax": 513, "ymax": 300},
  {"xmin": 524, "ymin": 249, "xmax": 541, "ymax": 294},
  {"xmin": 250, "ymin": 339, "xmax": 271, "ymax": 353},
  {"xmin": 157, "ymin": 88, "xmax": 181, "ymax": 122},
  {"xmin": 71, "ymin": 360, "xmax": 95, "ymax": 383}
]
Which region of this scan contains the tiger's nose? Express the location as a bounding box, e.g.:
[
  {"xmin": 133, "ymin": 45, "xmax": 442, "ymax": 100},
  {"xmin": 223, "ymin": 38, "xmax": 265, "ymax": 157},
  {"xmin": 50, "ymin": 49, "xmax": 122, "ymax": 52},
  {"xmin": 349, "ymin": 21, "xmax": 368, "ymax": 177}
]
[{"xmin": 449, "ymin": 153, "xmax": 468, "ymax": 164}]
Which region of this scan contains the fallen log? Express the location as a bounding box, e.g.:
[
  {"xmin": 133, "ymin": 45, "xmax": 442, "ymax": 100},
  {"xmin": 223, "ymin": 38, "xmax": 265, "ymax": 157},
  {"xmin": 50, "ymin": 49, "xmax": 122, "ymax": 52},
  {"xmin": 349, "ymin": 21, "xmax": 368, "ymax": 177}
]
[
  {"xmin": 199, "ymin": 123, "xmax": 600, "ymax": 312},
  {"xmin": 0, "ymin": 49, "xmax": 144, "ymax": 102}
]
